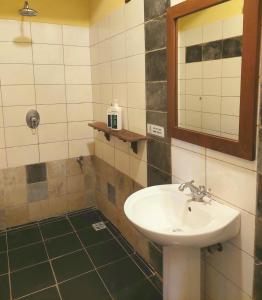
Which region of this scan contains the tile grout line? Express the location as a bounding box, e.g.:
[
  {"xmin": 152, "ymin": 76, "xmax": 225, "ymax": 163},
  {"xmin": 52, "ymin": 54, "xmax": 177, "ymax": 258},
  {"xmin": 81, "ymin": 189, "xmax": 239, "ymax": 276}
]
[
  {"xmin": 66, "ymin": 215, "xmax": 114, "ymax": 300},
  {"xmin": 105, "ymin": 223, "xmax": 162, "ymax": 294},
  {"xmin": 61, "ymin": 25, "xmax": 70, "ymax": 161},
  {"xmin": 15, "ymin": 284, "xmax": 57, "ymax": 300},
  {"xmin": 36, "ymin": 222, "xmax": 63, "ymax": 300},
  {"xmin": 29, "ymin": 21, "xmax": 40, "ymax": 163},
  {"xmin": 5, "ymin": 208, "xmax": 162, "ymax": 297}
]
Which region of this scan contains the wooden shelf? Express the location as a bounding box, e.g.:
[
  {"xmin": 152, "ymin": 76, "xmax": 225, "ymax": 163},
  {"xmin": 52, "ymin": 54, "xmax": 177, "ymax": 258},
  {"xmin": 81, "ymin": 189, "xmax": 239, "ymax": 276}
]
[{"xmin": 88, "ymin": 122, "xmax": 147, "ymax": 153}]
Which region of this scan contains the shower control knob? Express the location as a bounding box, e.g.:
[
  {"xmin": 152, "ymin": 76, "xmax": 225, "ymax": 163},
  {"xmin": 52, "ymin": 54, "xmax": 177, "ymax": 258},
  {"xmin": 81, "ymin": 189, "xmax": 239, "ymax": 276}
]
[{"xmin": 26, "ymin": 110, "xmax": 40, "ymax": 129}]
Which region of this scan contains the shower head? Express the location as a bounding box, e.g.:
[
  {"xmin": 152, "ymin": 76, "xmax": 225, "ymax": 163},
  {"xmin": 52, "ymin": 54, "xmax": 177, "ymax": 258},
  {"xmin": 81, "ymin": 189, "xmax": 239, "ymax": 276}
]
[{"xmin": 19, "ymin": 1, "xmax": 38, "ymax": 17}]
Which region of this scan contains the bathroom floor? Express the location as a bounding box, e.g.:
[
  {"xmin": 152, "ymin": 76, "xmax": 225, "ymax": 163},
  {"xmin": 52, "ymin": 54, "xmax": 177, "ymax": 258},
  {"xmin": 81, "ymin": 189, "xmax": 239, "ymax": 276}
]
[{"xmin": 0, "ymin": 208, "xmax": 162, "ymax": 300}]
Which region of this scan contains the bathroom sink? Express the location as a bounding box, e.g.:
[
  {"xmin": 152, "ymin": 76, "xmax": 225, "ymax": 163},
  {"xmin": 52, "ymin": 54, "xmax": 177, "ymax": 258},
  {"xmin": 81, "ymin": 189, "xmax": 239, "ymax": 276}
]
[
  {"xmin": 124, "ymin": 184, "xmax": 241, "ymax": 300},
  {"xmin": 124, "ymin": 184, "xmax": 240, "ymax": 248}
]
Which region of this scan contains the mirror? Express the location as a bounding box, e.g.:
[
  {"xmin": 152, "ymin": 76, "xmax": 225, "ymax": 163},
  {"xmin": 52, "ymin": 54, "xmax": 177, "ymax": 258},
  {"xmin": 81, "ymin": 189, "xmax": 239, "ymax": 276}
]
[{"xmin": 167, "ymin": 0, "xmax": 261, "ymax": 160}]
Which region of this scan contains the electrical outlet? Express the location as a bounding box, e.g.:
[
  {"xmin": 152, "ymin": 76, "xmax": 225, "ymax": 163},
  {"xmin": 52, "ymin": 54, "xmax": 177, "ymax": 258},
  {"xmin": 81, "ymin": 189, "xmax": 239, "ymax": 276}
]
[{"xmin": 147, "ymin": 124, "xmax": 165, "ymax": 138}]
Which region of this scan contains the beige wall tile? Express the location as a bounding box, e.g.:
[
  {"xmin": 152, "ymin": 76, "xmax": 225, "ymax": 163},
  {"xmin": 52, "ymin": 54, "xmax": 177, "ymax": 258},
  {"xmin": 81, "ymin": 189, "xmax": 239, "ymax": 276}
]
[
  {"xmin": 35, "ymin": 85, "xmax": 66, "ymax": 105},
  {"xmin": 65, "ymin": 66, "xmax": 91, "ymax": 84},
  {"xmin": 115, "ymin": 149, "xmax": 130, "ymax": 176},
  {"xmin": 64, "ymin": 46, "xmax": 90, "ymax": 66},
  {"xmin": 6, "ymin": 145, "xmax": 39, "ymax": 167},
  {"xmin": 67, "ymin": 103, "xmax": 93, "ymax": 121},
  {"xmin": 4, "ymin": 183, "xmax": 27, "ymax": 206},
  {"xmin": 0, "ymin": 128, "xmax": 5, "ymax": 148},
  {"xmin": 130, "ymin": 156, "xmax": 147, "ymax": 187},
  {"xmin": 6, "ymin": 204, "xmax": 29, "ymax": 227},
  {"xmin": 69, "ymin": 139, "xmax": 94, "ymax": 158},
  {"xmin": 31, "ymin": 22, "xmax": 62, "ymax": 44},
  {"xmin": 0, "ymin": 42, "xmax": 32, "ymax": 64},
  {"xmin": 29, "ymin": 200, "xmax": 50, "ymax": 221},
  {"xmin": 0, "ymin": 20, "xmax": 31, "ymax": 42},
  {"xmin": 34, "ymin": 65, "xmax": 65, "ymax": 85},
  {"xmin": 66, "ymin": 85, "xmax": 92, "ymax": 103},
  {"xmin": 206, "ymin": 157, "xmax": 256, "ymax": 214},
  {"xmin": 3, "ymin": 105, "xmax": 36, "ymax": 127},
  {"xmin": 68, "ymin": 121, "xmax": 93, "ymax": 140},
  {"xmin": 49, "ymin": 195, "xmax": 68, "ymax": 216},
  {"xmin": 128, "ymin": 108, "xmax": 146, "ymax": 135},
  {"xmin": 63, "ymin": 25, "xmax": 89, "ymax": 46},
  {"xmin": 32, "ymin": 44, "xmax": 63, "ymax": 65},
  {"xmin": 5, "ymin": 126, "xmax": 38, "ymax": 147},
  {"xmin": 38, "ymin": 123, "xmax": 67, "ymax": 143},
  {"xmin": 0, "ymin": 64, "xmax": 34, "ymax": 85},
  {"xmin": 0, "ymin": 149, "xmax": 7, "ymax": 169},
  {"xmin": 37, "ymin": 104, "xmax": 67, "ymax": 124},
  {"xmin": 2, "ymin": 85, "xmax": 35, "ymax": 106},
  {"xmin": 39, "ymin": 141, "xmax": 68, "ymax": 162}
]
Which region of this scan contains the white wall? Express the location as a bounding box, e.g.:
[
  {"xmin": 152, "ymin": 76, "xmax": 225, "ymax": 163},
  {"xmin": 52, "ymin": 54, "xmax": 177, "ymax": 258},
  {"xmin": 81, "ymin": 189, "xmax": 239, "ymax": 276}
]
[
  {"xmin": 0, "ymin": 20, "xmax": 94, "ymax": 168},
  {"xmin": 89, "ymin": 0, "xmax": 147, "ymax": 187},
  {"xmin": 171, "ymin": 0, "xmax": 257, "ymax": 299}
]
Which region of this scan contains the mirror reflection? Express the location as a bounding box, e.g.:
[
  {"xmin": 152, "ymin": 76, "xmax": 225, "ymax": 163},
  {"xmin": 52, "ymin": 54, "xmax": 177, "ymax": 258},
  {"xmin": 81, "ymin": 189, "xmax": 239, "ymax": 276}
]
[{"xmin": 177, "ymin": 0, "xmax": 244, "ymax": 141}]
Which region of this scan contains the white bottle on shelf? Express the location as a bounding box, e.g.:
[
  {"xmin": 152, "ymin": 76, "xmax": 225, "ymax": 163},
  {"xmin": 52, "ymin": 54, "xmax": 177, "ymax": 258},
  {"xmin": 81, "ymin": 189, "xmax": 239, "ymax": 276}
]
[
  {"xmin": 111, "ymin": 100, "xmax": 122, "ymax": 130},
  {"xmin": 107, "ymin": 104, "xmax": 113, "ymax": 128}
]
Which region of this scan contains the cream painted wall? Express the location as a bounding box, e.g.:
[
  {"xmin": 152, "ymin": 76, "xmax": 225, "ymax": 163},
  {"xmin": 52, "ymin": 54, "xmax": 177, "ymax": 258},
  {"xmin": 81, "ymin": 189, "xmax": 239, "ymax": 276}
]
[
  {"xmin": 0, "ymin": 0, "xmax": 125, "ymax": 27},
  {"xmin": 178, "ymin": 0, "xmax": 243, "ymax": 31},
  {"xmin": 89, "ymin": 0, "xmax": 124, "ymax": 24},
  {"xmin": 0, "ymin": 0, "xmax": 90, "ymax": 26}
]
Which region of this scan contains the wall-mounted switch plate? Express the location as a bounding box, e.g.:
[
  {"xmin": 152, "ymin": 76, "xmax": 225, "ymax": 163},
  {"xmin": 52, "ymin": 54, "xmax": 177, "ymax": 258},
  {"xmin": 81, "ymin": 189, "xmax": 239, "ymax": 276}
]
[{"xmin": 147, "ymin": 124, "xmax": 165, "ymax": 138}]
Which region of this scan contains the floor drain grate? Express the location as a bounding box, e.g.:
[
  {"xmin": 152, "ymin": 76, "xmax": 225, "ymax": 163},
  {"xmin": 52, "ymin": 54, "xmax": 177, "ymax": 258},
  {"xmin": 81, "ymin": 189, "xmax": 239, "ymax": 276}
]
[{"xmin": 92, "ymin": 222, "xmax": 106, "ymax": 231}]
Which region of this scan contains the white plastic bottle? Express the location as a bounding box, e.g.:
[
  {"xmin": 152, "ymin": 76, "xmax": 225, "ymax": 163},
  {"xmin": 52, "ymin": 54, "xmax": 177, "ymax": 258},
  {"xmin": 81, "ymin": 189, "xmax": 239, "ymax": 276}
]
[
  {"xmin": 107, "ymin": 104, "xmax": 112, "ymax": 128},
  {"xmin": 111, "ymin": 100, "xmax": 122, "ymax": 130}
]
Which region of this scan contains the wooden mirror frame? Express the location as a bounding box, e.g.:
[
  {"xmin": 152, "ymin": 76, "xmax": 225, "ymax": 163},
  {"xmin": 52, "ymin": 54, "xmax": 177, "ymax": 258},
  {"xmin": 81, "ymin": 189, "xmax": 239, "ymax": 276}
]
[{"xmin": 167, "ymin": 0, "xmax": 261, "ymax": 160}]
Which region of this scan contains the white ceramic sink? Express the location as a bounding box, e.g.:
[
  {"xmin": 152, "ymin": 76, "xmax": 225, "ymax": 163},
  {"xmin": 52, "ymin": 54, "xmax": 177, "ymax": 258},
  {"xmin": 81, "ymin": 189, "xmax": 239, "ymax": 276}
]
[
  {"xmin": 124, "ymin": 184, "xmax": 241, "ymax": 300},
  {"xmin": 124, "ymin": 184, "xmax": 240, "ymax": 248}
]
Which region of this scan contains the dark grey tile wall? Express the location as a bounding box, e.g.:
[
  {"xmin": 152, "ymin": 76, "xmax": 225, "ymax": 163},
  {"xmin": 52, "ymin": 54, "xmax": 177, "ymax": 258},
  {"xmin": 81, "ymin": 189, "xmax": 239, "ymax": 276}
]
[
  {"xmin": 145, "ymin": 16, "xmax": 167, "ymax": 51},
  {"xmin": 144, "ymin": 0, "xmax": 170, "ymax": 21},
  {"xmin": 146, "ymin": 82, "xmax": 167, "ymax": 112},
  {"xmin": 146, "ymin": 49, "xmax": 167, "ymax": 82},
  {"xmin": 144, "ymin": 0, "xmax": 171, "ymax": 188},
  {"xmin": 185, "ymin": 36, "xmax": 242, "ymax": 63},
  {"xmin": 26, "ymin": 163, "xmax": 47, "ymax": 184}
]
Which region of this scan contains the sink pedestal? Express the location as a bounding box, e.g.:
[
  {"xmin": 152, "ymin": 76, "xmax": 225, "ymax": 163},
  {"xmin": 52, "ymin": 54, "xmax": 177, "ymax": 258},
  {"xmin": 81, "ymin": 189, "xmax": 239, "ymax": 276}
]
[{"xmin": 163, "ymin": 246, "xmax": 201, "ymax": 300}]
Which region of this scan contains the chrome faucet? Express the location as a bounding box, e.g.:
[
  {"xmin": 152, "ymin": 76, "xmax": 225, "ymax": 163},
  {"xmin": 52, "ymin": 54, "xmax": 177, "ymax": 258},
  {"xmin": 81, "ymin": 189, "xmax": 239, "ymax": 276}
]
[{"xmin": 178, "ymin": 180, "xmax": 212, "ymax": 202}]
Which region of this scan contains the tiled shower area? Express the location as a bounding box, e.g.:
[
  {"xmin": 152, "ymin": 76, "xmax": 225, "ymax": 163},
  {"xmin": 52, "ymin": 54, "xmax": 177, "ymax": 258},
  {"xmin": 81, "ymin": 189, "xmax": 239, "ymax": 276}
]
[{"xmin": 0, "ymin": 208, "xmax": 162, "ymax": 300}]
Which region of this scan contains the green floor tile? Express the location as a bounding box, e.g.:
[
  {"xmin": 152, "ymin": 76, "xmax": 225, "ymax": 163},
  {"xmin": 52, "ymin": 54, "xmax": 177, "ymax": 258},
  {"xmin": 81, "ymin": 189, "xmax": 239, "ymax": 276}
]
[
  {"xmin": 87, "ymin": 239, "xmax": 126, "ymax": 267},
  {"xmin": 116, "ymin": 278, "xmax": 162, "ymax": 300},
  {"xmin": 9, "ymin": 242, "xmax": 48, "ymax": 272},
  {"xmin": 69, "ymin": 211, "xmax": 102, "ymax": 230},
  {"xmin": 149, "ymin": 243, "xmax": 163, "ymax": 276},
  {"xmin": 11, "ymin": 262, "xmax": 55, "ymax": 299},
  {"xmin": 77, "ymin": 227, "xmax": 113, "ymax": 247},
  {"xmin": 98, "ymin": 257, "xmax": 147, "ymax": 299},
  {"xmin": 0, "ymin": 274, "xmax": 10, "ymax": 300},
  {"xmin": 52, "ymin": 250, "xmax": 93, "ymax": 282},
  {"xmin": 45, "ymin": 233, "xmax": 82, "ymax": 259},
  {"xmin": 21, "ymin": 287, "xmax": 60, "ymax": 300},
  {"xmin": 40, "ymin": 218, "xmax": 73, "ymax": 240},
  {"xmin": 131, "ymin": 254, "xmax": 154, "ymax": 276},
  {"xmin": 149, "ymin": 275, "xmax": 163, "ymax": 294},
  {"xmin": 8, "ymin": 226, "xmax": 42, "ymax": 250},
  {"xmin": 59, "ymin": 271, "xmax": 111, "ymax": 300},
  {"xmin": 0, "ymin": 234, "xmax": 7, "ymax": 253},
  {"xmin": 0, "ymin": 252, "xmax": 8, "ymax": 275},
  {"xmin": 117, "ymin": 237, "xmax": 134, "ymax": 254}
]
